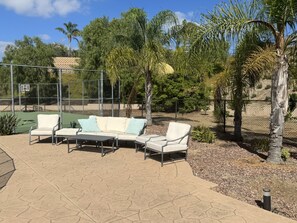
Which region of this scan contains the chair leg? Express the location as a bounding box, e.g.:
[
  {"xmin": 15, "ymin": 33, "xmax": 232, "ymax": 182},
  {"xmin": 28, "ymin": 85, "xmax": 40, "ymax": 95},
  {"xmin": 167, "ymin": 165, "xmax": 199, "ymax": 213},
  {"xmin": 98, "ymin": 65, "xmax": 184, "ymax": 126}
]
[
  {"xmin": 144, "ymin": 146, "xmax": 147, "ymax": 160},
  {"xmin": 135, "ymin": 143, "xmax": 138, "ymax": 152},
  {"xmin": 161, "ymin": 152, "xmax": 164, "ymax": 167},
  {"xmin": 29, "ymin": 133, "xmax": 31, "ymax": 145},
  {"xmin": 185, "ymin": 150, "xmax": 188, "ymax": 161}
]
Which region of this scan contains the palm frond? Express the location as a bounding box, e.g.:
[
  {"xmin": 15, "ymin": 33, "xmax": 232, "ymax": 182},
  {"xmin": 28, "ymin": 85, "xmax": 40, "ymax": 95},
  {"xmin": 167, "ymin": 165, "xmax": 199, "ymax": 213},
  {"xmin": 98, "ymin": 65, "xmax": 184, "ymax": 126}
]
[
  {"xmin": 147, "ymin": 10, "xmax": 177, "ymax": 41},
  {"xmin": 242, "ymin": 46, "xmax": 276, "ymax": 81},
  {"xmin": 106, "ymin": 46, "xmax": 138, "ymax": 85}
]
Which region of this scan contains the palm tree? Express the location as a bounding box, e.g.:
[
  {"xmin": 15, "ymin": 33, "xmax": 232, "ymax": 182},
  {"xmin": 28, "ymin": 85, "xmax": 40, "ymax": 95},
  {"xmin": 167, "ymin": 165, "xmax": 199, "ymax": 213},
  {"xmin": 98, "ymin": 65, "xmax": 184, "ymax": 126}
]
[
  {"xmin": 196, "ymin": 0, "xmax": 297, "ymax": 163},
  {"xmin": 106, "ymin": 8, "xmax": 177, "ymax": 125},
  {"xmin": 56, "ymin": 22, "xmax": 80, "ymax": 56}
]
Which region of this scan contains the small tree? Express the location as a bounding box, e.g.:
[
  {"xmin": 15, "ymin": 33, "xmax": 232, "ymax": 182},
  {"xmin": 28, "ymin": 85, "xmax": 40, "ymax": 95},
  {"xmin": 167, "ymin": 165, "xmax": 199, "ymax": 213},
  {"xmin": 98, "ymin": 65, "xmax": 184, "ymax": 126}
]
[{"xmin": 56, "ymin": 22, "xmax": 80, "ymax": 56}]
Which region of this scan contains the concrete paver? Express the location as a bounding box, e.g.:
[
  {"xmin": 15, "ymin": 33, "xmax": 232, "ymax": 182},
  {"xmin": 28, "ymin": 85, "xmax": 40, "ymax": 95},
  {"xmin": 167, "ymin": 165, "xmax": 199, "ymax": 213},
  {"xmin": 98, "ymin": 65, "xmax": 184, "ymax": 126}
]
[{"xmin": 0, "ymin": 134, "xmax": 295, "ymax": 223}]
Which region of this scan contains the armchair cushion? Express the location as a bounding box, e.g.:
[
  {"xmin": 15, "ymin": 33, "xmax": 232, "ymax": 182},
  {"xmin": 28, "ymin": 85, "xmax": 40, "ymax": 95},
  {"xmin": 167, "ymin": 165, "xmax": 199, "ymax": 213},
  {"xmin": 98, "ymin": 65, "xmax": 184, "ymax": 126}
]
[
  {"xmin": 146, "ymin": 140, "xmax": 188, "ymax": 153},
  {"xmin": 166, "ymin": 122, "xmax": 191, "ymax": 144},
  {"xmin": 37, "ymin": 114, "xmax": 60, "ymax": 130}
]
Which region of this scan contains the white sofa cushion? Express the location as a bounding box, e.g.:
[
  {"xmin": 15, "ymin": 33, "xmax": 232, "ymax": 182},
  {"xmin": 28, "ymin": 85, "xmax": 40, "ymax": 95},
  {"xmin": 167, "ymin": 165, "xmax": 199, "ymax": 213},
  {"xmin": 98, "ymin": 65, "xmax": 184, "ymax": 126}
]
[
  {"xmin": 106, "ymin": 117, "xmax": 127, "ymax": 132},
  {"xmin": 56, "ymin": 128, "xmax": 79, "ymax": 136},
  {"xmin": 92, "ymin": 116, "xmax": 108, "ymax": 132},
  {"xmin": 78, "ymin": 131, "xmax": 117, "ymax": 138},
  {"xmin": 118, "ymin": 133, "xmax": 139, "ymax": 141}
]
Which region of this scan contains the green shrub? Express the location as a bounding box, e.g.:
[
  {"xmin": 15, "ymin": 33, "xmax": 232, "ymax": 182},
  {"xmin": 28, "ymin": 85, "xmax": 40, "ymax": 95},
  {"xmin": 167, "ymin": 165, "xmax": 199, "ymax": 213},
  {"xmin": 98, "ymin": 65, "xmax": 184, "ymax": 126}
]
[
  {"xmin": 192, "ymin": 125, "xmax": 216, "ymax": 143},
  {"xmin": 251, "ymin": 138, "xmax": 270, "ymax": 152},
  {"xmin": 281, "ymin": 148, "xmax": 290, "ymax": 161},
  {"xmin": 256, "ymin": 83, "xmax": 262, "ymax": 89},
  {"xmin": 0, "ymin": 114, "xmax": 20, "ymax": 135},
  {"xmin": 265, "ymin": 96, "xmax": 271, "ymax": 101},
  {"xmin": 251, "ymin": 93, "xmax": 257, "ymax": 98},
  {"xmin": 265, "ymin": 84, "xmax": 271, "ymax": 89}
]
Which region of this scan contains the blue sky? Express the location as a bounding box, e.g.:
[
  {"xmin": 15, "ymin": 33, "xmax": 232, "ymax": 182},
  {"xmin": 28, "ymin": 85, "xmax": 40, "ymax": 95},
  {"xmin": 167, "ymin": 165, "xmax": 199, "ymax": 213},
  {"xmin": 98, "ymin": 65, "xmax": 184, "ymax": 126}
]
[{"xmin": 0, "ymin": 0, "xmax": 223, "ymax": 60}]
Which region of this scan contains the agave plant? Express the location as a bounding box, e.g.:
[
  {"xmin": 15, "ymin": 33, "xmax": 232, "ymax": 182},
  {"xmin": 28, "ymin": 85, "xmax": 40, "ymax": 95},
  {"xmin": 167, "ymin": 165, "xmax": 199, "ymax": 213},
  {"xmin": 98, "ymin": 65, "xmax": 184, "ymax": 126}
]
[{"xmin": 0, "ymin": 114, "xmax": 20, "ymax": 135}]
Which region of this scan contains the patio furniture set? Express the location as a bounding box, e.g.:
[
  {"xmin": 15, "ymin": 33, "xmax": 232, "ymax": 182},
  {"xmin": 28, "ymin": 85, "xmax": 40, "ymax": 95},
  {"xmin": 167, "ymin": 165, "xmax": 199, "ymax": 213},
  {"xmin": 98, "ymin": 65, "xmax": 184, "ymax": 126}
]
[{"xmin": 29, "ymin": 114, "xmax": 191, "ymax": 166}]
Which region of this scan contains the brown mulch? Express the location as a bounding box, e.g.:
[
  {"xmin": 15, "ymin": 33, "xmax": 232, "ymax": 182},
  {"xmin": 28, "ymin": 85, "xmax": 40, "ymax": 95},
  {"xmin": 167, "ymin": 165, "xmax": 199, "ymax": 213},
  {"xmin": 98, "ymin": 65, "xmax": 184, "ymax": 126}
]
[{"xmin": 147, "ymin": 124, "xmax": 297, "ymax": 221}]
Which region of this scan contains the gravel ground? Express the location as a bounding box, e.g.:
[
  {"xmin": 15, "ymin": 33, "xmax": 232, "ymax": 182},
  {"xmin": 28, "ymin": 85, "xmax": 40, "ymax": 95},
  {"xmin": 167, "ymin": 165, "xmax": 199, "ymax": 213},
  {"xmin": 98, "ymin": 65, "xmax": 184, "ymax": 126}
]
[{"xmin": 147, "ymin": 124, "xmax": 297, "ymax": 221}]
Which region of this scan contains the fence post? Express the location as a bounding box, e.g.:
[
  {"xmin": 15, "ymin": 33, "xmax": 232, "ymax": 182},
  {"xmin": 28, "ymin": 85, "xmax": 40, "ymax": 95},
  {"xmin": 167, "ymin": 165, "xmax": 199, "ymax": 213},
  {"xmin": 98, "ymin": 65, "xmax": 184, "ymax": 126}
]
[
  {"xmin": 82, "ymin": 81, "xmax": 84, "ymax": 112},
  {"xmin": 59, "ymin": 69, "xmax": 63, "ymax": 125},
  {"xmin": 118, "ymin": 79, "xmax": 120, "ymax": 117},
  {"xmin": 223, "ymin": 99, "xmax": 226, "ymax": 133},
  {"xmin": 100, "ymin": 70, "xmax": 104, "ymax": 116},
  {"xmin": 56, "ymin": 83, "xmax": 59, "ymax": 112},
  {"xmin": 175, "ymin": 100, "xmax": 178, "ymax": 122},
  {"xmin": 10, "ymin": 63, "xmax": 15, "ymax": 115},
  {"xmin": 111, "ymin": 84, "xmax": 114, "ymax": 117},
  {"xmin": 18, "ymin": 83, "xmax": 21, "ymax": 111},
  {"xmin": 68, "ymin": 83, "xmax": 70, "ymax": 113},
  {"xmin": 37, "ymin": 83, "xmax": 40, "ymax": 112},
  {"xmin": 98, "ymin": 79, "xmax": 100, "ymax": 115}
]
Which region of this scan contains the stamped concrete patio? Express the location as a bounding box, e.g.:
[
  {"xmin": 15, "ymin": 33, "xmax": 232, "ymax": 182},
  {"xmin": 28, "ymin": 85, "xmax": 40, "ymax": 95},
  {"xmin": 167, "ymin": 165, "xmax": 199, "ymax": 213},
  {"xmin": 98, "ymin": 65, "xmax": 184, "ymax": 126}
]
[{"xmin": 0, "ymin": 134, "xmax": 295, "ymax": 223}]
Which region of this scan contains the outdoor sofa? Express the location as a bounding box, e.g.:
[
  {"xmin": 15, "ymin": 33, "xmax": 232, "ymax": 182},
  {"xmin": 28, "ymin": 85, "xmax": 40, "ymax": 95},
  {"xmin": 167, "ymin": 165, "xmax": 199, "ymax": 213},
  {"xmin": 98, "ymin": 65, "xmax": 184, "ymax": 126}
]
[{"xmin": 56, "ymin": 115, "xmax": 147, "ymax": 149}]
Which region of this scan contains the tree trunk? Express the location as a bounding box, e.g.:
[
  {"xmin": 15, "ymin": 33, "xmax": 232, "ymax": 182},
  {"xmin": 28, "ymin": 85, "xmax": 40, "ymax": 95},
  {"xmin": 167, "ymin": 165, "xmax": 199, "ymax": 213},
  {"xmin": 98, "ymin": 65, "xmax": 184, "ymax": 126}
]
[
  {"xmin": 125, "ymin": 82, "xmax": 138, "ymax": 118},
  {"xmin": 234, "ymin": 103, "xmax": 243, "ymax": 140},
  {"xmin": 68, "ymin": 38, "xmax": 71, "ymax": 57},
  {"xmin": 267, "ymin": 50, "xmax": 288, "ymax": 163},
  {"xmin": 145, "ymin": 70, "xmax": 153, "ymax": 125},
  {"xmin": 233, "ymin": 73, "xmax": 243, "ymax": 141}
]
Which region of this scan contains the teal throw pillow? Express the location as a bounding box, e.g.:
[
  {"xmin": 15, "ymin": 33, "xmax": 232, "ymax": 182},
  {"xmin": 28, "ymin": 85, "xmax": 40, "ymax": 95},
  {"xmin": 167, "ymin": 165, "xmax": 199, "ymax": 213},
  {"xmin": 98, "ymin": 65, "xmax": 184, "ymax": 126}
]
[
  {"xmin": 126, "ymin": 118, "xmax": 146, "ymax": 135},
  {"xmin": 78, "ymin": 116, "xmax": 100, "ymax": 132}
]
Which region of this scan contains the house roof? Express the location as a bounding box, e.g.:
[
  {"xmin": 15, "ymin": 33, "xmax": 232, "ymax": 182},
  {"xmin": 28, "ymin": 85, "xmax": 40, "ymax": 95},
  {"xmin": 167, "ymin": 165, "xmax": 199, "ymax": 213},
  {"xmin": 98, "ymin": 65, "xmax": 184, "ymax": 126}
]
[{"xmin": 53, "ymin": 57, "xmax": 80, "ymax": 70}]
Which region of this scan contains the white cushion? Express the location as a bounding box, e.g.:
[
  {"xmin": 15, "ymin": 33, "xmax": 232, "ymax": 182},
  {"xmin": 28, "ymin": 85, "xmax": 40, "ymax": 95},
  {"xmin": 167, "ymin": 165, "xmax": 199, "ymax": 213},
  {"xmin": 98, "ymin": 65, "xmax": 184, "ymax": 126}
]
[
  {"xmin": 31, "ymin": 128, "xmax": 54, "ymax": 136},
  {"xmin": 136, "ymin": 135, "xmax": 166, "ymax": 144},
  {"xmin": 106, "ymin": 117, "xmax": 127, "ymax": 132},
  {"xmin": 78, "ymin": 131, "xmax": 117, "ymax": 138},
  {"xmin": 92, "ymin": 116, "xmax": 108, "ymax": 132},
  {"xmin": 118, "ymin": 133, "xmax": 138, "ymax": 141},
  {"xmin": 56, "ymin": 128, "xmax": 79, "ymax": 136},
  {"xmin": 166, "ymin": 122, "xmax": 191, "ymax": 145},
  {"xmin": 146, "ymin": 140, "xmax": 188, "ymax": 153},
  {"xmin": 37, "ymin": 114, "xmax": 59, "ymax": 130}
]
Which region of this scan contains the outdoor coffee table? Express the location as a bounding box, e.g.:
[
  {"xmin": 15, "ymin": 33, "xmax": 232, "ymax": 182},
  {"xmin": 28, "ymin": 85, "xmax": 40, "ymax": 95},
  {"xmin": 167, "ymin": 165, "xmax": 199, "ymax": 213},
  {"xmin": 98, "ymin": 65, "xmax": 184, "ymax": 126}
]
[{"xmin": 66, "ymin": 135, "xmax": 115, "ymax": 157}]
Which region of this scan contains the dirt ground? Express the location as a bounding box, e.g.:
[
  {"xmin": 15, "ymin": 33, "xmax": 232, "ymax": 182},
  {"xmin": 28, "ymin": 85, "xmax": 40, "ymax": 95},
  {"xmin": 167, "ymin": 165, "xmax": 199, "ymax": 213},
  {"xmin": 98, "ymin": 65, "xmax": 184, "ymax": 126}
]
[{"xmin": 146, "ymin": 117, "xmax": 297, "ymax": 221}]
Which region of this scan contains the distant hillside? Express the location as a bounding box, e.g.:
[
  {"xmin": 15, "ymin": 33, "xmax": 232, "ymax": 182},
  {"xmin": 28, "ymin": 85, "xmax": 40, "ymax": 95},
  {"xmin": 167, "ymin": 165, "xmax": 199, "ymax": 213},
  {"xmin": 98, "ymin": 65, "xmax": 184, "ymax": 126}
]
[{"xmin": 249, "ymin": 79, "xmax": 271, "ymax": 100}]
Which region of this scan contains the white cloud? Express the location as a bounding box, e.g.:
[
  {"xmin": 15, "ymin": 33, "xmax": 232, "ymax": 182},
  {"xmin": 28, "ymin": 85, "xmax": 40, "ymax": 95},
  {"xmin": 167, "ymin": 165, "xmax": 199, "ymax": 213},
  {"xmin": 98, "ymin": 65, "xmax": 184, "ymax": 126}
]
[
  {"xmin": 0, "ymin": 0, "xmax": 81, "ymax": 17},
  {"xmin": 0, "ymin": 41, "xmax": 14, "ymax": 60},
  {"xmin": 39, "ymin": 34, "xmax": 51, "ymax": 41},
  {"xmin": 175, "ymin": 11, "xmax": 196, "ymax": 24}
]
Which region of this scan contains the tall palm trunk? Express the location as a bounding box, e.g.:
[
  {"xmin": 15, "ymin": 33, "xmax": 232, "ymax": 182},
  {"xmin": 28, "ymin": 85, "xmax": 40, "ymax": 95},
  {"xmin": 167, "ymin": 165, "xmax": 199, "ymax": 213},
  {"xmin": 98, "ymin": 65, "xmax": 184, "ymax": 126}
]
[
  {"xmin": 267, "ymin": 48, "xmax": 288, "ymax": 163},
  {"xmin": 68, "ymin": 37, "xmax": 72, "ymax": 57},
  {"xmin": 126, "ymin": 85, "xmax": 137, "ymax": 118},
  {"xmin": 233, "ymin": 71, "xmax": 243, "ymax": 140},
  {"xmin": 234, "ymin": 98, "xmax": 243, "ymax": 140},
  {"xmin": 145, "ymin": 69, "xmax": 153, "ymax": 125},
  {"xmin": 125, "ymin": 76, "xmax": 140, "ymax": 118}
]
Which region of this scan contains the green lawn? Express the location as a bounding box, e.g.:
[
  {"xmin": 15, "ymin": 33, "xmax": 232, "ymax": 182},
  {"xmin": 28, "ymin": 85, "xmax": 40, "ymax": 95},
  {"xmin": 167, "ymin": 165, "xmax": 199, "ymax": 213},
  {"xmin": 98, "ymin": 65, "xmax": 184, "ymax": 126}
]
[{"xmin": 2, "ymin": 111, "xmax": 89, "ymax": 133}]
